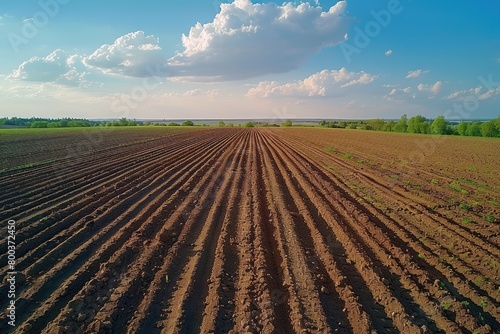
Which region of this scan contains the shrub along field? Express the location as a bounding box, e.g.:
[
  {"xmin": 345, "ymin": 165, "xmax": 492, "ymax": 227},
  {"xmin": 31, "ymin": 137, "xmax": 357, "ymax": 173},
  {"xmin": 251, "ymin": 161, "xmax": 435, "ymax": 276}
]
[{"xmin": 0, "ymin": 127, "xmax": 498, "ymax": 333}]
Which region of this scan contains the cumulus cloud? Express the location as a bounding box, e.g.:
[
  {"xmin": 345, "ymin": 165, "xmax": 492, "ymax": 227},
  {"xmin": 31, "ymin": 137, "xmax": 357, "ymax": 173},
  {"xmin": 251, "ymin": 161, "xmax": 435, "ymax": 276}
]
[
  {"xmin": 83, "ymin": 31, "xmax": 168, "ymax": 77},
  {"xmin": 7, "ymin": 49, "xmax": 88, "ymax": 86},
  {"xmin": 247, "ymin": 67, "xmax": 376, "ymax": 98},
  {"xmin": 446, "ymin": 86, "xmax": 500, "ymax": 101},
  {"xmin": 417, "ymin": 81, "xmax": 442, "ymax": 94},
  {"xmin": 385, "ymin": 50, "xmax": 393, "ymax": 56},
  {"xmin": 167, "ymin": 0, "xmax": 351, "ymax": 81},
  {"xmin": 405, "ymin": 69, "xmax": 429, "ymax": 79},
  {"xmin": 10, "ymin": 1, "xmax": 351, "ymax": 83},
  {"xmin": 385, "ymin": 87, "xmax": 414, "ymax": 101}
]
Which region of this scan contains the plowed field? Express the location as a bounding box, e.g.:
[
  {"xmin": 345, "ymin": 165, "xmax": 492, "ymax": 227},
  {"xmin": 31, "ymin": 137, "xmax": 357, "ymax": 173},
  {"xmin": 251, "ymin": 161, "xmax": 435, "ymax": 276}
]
[{"xmin": 1, "ymin": 127, "xmax": 499, "ymax": 333}]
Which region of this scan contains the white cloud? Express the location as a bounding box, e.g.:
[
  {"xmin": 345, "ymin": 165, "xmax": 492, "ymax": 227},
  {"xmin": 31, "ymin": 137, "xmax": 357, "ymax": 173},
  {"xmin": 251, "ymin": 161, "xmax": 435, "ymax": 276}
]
[
  {"xmin": 417, "ymin": 81, "xmax": 442, "ymax": 94},
  {"xmin": 385, "ymin": 50, "xmax": 393, "ymax": 56},
  {"xmin": 446, "ymin": 86, "xmax": 500, "ymax": 101},
  {"xmin": 167, "ymin": 0, "xmax": 351, "ymax": 81},
  {"xmin": 385, "ymin": 87, "xmax": 414, "ymax": 101},
  {"xmin": 405, "ymin": 69, "xmax": 429, "ymax": 79},
  {"xmin": 17, "ymin": 1, "xmax": 350, "ymax": 83},
  {"xmin": 247, "ymin": 67, "xmax": 376, "ymax": 98},
  {"xmin": 7, "ymin": 49, "xmax": 88, "ymax": 86},
  {"xmin": 183, "ymin": 89, "xmax": 202, "ymax": 96},
  {"xmin": 83, "ymin": 31, "xmax": 168, "ymax": 77},
  {"xmin": 0, "ymin": 14, "xmax": 14, "ymax": 26}
]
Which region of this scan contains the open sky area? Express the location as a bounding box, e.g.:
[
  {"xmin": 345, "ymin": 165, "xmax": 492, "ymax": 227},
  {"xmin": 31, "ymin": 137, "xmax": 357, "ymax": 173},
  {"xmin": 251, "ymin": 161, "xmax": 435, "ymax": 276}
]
[{"xmin": 1, "ymin": 0, "xmax": 499, "ymax": 120}]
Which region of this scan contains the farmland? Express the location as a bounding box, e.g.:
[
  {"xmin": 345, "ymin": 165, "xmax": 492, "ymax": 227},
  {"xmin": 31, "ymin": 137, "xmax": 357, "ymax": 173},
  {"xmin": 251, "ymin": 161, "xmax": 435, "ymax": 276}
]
[{"xmin": 0, "ymin": 127, "xmax": 499, "ymax": 333}]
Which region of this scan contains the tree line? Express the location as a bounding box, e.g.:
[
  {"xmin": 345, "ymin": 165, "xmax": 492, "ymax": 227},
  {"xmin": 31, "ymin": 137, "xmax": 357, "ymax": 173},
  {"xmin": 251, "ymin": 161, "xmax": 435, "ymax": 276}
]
[
  {"xmin": 319, "ymin": 115, "xmax": 500, "ymax": 137},
  {"xmin": 0, "ymin": 117, "xmax": 193, "ymax": 128},
  {"xmin": 1, "ymin": 117, "xmax": 101, "ymax": 128}
]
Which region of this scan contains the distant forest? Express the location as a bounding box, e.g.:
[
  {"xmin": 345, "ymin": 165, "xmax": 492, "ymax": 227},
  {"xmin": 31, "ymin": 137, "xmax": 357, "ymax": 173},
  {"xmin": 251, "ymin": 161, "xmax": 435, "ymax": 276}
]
[
  {"xmin": 317, "ymin": 114, "xmax": 500, "ymax": 138},
  {"xmin": 2, "ymin": 115, "xmax": 500, "ymax": 138}
]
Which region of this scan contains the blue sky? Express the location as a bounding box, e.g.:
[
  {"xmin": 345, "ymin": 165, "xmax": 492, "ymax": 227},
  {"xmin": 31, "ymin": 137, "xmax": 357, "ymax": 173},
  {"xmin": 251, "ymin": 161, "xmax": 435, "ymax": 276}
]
[{"xmin": 1, "ymin": 0, "xmax": 499, "ymax": 120}]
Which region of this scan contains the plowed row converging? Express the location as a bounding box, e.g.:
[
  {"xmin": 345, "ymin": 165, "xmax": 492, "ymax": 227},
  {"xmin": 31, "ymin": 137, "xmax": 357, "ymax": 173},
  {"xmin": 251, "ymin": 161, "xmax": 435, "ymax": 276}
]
[{"xmin": 1, "ymin": 128, "xmax": 497, "ymax": 334}]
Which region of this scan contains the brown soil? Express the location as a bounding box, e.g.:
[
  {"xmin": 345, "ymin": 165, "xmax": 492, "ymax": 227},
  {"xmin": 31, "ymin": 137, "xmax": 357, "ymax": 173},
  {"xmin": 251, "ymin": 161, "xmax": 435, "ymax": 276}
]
[{"xmin": 0, "ymin": 128, "xmax": 498, "ymax": 333}]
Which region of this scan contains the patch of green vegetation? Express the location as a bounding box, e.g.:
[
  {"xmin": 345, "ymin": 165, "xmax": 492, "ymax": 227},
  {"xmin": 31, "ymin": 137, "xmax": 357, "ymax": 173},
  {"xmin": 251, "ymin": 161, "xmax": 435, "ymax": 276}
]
[
  {"xmin": 403, "ymin": 180, "xmax": 421, "ymax": 190},
  {"xmin": 401, "ymin": 160, "xmax": 409, "ymax": 165},
  {"xmin": 449, "ymin": 182, "xmax": 468, "ymax": 194},
  {"xmin": 417, "ymin": 253, "xmax": 425, "ymax": 260},
  {"xmin": 473, "ymin": 277, "xmax": 485, "ymax": 287},
  {"xmin": 363, "ymin": 195, "xmax": 374, "ymax": 203},
  {"xmin": 322, "ymin": 146, "xmax": 336, "ymax": 153},
  {"xmin": 467, "ymin": 165, "xmax": 478, "ymax": 171},
  {"xmin": 15, "ymin": 162, "xmax": 35, "ymax": 170},
  {"xmin": 431, "ymin": 179, "xmax": 439, "ymax": 185},
  {"xmin": 343, "ymin": 153, "xmax": 352, "ymax": 159},
  {"xmin": 459, "ymin": 203, "xmax": 471, "ymax": 211},
  {"xmin": 485, "ymin": 214, "xmax": 495, "ymax": 223},
  {"xmin": 458, "ymin": 178, "xmax": 488, "ymax": 189},
  {"xmin": 479, "ymin": 298, "xmax": 488, "ymax": 308},
  {"xmin": 441, "ymin": 300, "xmax": 452, "ymax": 310},
  {"xmin": 488, "ymin": 199, "xmax": 499, "ymax": 206},
  {"xmin": 461, "ymin": 300, "xmax": 470, "ymax": 308},
  {"xmin": 491, "ymin": 260, "xmax": 498, "ymax": 272},
  {"xmin": 478, "ymin": 312, "xmax": 485, "ymax": 324},
  {"xmin": 462, "ymin": 218, "xmax": 474, "ymax": 225},
  {"xmin": 390, "ymin": 174, "xmax": 399, "ymax": 179}
]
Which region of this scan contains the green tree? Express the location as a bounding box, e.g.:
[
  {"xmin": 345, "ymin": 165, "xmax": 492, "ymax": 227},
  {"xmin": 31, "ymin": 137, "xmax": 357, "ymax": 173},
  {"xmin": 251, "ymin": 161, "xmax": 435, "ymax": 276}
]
[
  {"xmin": 347, "ymin": 123, "xmax": 357, "ymax": 129},
  {"xmin": 218, "ymin": 120, "xmax": 226, "ymax": 127},
  {"xmin": 244, "ymin": 122, "xmax": 254, "ymax": 128},
  {"xmin": 456, "ymin": 121, "xmax": 468, "ymax": 136},
  {"xmin": 319, "ymin": 120, "xmax": 327, "ymax": 127},
  {"xmin": 282, "ymin": 119, "xmax": 293, "ymax": 127},
  {"xmin": 407, "ymin": 115, "xmax": 430, "ymax": 134},
  {"xmin": 493, "ymin": 116, "xmax": 500, "ymax": 134},
  {"xmin": 481, "ymin": 121, "xmax": 497, "ymax": 137},
  {"xmin": 367, "ymin": 119, "xmax": 385, "ymax": 131},
  {"xmin": 382, "ymin": 120, "xmax": 395, "ymax": 132},
  {"xmin": 466, "ymin": 122, "xmax": 481, "ymax": 136},
  {"xmin": 431, "ymin": 116, "xmax": 447, "ymax": 135},
  {"xmin": 182, "ymin": 120, "xmax": 194, "ymax": 126},
  {"xmin": 31, "ymin": 121, "xmax": 48, "ymax": 128},
  {"xmin": 393, "ymin": 114, "xmax": 408, "ymax": 133}
]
